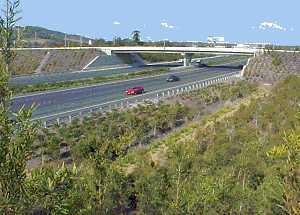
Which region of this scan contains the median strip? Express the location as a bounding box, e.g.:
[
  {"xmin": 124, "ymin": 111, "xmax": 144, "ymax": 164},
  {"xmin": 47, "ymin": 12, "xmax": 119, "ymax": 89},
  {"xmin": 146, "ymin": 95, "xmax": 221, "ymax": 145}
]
[{"xmin": 12, "ymin": 67, "xmax": 171, "ymax": 95}]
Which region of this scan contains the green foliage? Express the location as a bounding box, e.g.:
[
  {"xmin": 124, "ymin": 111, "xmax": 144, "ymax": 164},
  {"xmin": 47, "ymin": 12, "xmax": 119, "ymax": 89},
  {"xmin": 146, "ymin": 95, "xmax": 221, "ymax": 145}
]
[
  {"xmin": 182, "ymin": 80, "xmax": 257, "ymax": 105},
  {"xmin": 0, "ymin": 1, "xmax": 38, "ymax": 214},
  {"xmin": 126, "ymin": 76, "xmax": 300, "ymax": 214},
  {"xmin": 34, "ymin": 102, "xmax": 190, "ymax": 163},
  {"xmin": 272, "ymin": 55, "xmax": 283, "ymax": 66},
  {"xmin": 268, "ymin": 109, "xmax": 300, "ymax": 214}
]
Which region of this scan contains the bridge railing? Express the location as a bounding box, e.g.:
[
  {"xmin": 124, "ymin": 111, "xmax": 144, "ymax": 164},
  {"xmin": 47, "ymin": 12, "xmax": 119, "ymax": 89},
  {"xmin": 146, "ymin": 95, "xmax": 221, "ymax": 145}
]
[{"xmin": 33, "ymin": 71, "xmax": 241, "ymax": 127}]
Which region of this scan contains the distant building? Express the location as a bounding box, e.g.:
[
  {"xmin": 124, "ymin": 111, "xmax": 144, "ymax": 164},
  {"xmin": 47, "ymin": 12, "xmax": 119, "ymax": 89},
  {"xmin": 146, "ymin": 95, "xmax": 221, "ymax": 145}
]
[
  {"xmin": 236, "ymin": 43, "xmax": 250, "ymax": 48},
  {"xmin": 235, "ymin": 43, "xmax": 270, "ymax": 49},
  {"xmin": 208, "ymin": 36, "xmax": 225, "ymax": 44}
]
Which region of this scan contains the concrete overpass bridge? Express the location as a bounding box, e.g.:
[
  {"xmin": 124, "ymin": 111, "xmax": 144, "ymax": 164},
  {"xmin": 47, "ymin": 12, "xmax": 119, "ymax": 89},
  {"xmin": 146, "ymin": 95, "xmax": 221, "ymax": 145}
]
[{"xmin": 15, "ymin": 46, "xmax": 262, "ymax": 67}]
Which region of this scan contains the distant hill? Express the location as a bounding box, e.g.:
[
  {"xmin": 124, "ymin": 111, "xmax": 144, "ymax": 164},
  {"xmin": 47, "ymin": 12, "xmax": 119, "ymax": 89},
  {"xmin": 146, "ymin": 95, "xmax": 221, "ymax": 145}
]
[
  {"xmin": 20, "ymin": 26, "xmax": 94, "ymax": 47},
  {"xmin": 19, "ymin": 26, "xmax": 211, "ymax": 48}
]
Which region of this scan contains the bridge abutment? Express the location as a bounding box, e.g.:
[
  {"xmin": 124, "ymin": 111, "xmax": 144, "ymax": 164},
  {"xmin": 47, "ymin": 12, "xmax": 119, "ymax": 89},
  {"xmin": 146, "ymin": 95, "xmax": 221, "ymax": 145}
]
[{"xmin": 182, "ymin": 53, "xmax": 193, "ymax": 67}]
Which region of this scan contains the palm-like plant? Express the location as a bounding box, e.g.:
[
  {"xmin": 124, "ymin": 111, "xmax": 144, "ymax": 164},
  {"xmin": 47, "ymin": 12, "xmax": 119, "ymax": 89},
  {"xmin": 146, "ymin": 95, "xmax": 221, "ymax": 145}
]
[{"xmin": 132, "ymin": 30, "xmax": 141, "ymax": 43}]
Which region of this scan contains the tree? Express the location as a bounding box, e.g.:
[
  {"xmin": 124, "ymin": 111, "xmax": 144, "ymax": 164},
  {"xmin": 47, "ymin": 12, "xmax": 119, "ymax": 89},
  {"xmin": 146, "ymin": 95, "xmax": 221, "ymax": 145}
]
[
  {"xmin": 131, "ymin": 30, "xmax": 141, "ymax": 44},
  {"xmin": 0, "ymin": 0, "xmax": 38, "ymax": 214}
]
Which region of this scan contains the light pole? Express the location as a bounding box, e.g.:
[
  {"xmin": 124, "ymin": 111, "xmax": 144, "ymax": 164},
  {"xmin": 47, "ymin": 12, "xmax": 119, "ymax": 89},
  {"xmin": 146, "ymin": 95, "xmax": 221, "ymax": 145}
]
[{"xmin": 64, "ymin": 34, "xmax": 67, "ymax": 47}]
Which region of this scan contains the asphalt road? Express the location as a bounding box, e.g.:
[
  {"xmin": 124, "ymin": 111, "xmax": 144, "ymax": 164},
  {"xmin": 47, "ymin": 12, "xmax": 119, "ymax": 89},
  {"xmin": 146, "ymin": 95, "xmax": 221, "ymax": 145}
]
[
  {"xmin": 12, "ymin": 64, "xmax": 241, "ymax": 119},
  {"xmin": 10, "ymin": 62, "xmax": 182, "ymax": 86}
]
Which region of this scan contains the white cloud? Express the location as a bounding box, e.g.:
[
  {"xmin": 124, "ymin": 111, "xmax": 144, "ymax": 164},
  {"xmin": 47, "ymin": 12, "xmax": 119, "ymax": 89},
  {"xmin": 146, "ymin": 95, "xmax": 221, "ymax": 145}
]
[
  {"xmin": 161, "ymin": 22, "xmax": 169, "ymax": 28},
  {"xmin": 160, "ymin": 20, "xmax": 175, "ymax": 29},
  {"xmin": 259, "ymin": 21, "xmax": 287, "ymax": 31},
  {"xmin": 113, "ymin": 21, "xmax": 121, "ymax": 25}
]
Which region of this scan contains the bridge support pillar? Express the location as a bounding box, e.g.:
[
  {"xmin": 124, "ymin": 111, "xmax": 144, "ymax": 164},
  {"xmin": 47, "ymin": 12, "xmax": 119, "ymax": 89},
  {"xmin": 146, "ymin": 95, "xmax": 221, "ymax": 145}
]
[
  {"xmin": 103, "ymin": 49, "xmax": 113, "ymax": 56},
  {"xmin": 182, "ymin": 53, "xmax": 192, "ymax": 67}
]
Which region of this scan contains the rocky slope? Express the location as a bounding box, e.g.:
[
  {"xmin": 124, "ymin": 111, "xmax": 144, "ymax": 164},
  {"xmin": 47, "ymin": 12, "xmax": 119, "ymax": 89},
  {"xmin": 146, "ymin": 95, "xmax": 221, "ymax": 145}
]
[{"xmin": 244, "ymin": 51, "xmax": 300, "ymax": 82}]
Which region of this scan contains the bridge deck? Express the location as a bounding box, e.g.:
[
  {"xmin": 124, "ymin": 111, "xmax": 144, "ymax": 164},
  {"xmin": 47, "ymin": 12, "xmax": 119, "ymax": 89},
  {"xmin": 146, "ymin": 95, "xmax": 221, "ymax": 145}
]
[{"xmin": 14, "ymin": 46, "xmax": 261, "ymax": 55}]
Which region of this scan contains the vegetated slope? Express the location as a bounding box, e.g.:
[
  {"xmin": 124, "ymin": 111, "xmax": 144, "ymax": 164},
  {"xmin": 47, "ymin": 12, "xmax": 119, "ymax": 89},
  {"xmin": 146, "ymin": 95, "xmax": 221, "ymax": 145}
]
[
  {"xmin": 122, "ymin": 76, "xmax": 300, "ymax": 214},
  {"xmin": 244, "ymin": 51, "xmax": 300, "ymax": 82},
  {"xmin": 10, "ymin": 50, "xmax": 48, "ymax": 75},
  {"xmin": 11, "ymin": 49, "xmax": 104, "ymax": 75},
  {"xmin": 24, "ymin": 81, "xmax": 259, "ymax": 214},
  {"xmin": 41, "ymin": 49, "xmax": 101, "ymax": 73}
]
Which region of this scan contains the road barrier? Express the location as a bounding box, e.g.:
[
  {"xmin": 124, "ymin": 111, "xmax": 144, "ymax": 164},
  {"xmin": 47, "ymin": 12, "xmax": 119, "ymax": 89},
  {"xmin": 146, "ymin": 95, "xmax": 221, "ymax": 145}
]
[{"xmin": 33, "ymin": 71, "xmax": 241, "ymax": 127}]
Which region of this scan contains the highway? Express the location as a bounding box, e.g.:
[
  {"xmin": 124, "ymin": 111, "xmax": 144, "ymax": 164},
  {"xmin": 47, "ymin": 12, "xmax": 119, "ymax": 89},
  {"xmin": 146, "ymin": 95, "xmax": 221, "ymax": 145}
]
[{"xmin": 12, "ymin": 63, "xmax": 242, "ymax": 119}]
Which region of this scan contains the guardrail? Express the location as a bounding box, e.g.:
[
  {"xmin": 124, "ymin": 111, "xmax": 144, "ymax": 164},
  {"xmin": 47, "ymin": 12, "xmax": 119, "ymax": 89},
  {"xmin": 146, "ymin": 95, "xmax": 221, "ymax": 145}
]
[{"xmin": 33, "ymin": 71, "xmax": 241, "ymax": 127}]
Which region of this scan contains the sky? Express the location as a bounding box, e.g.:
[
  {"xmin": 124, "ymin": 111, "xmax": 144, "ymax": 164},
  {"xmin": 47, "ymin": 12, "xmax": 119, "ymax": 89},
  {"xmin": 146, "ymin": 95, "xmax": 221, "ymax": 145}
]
[{"xmin": 19, "ymin": 0, "xmax": 299, "ymax": 45}]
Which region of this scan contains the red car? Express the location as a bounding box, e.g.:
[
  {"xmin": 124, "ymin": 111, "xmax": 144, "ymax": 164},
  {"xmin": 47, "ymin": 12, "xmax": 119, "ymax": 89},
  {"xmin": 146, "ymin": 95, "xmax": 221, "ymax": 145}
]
[{"xmin": 126, "ymin": 86, "xmax": 145, "ymax": 95}]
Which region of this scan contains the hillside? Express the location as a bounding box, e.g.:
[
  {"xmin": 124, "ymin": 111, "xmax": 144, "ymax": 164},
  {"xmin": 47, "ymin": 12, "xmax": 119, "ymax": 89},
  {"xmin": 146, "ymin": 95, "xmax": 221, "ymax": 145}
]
[{"xmin": 22, "ymin": 26, "xmax": 93, "ymax": 47}]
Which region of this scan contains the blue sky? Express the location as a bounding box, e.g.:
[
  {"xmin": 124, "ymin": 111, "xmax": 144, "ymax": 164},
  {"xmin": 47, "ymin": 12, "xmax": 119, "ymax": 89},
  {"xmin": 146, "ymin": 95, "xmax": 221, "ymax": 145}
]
[{"xmin": 20, "ymin": 0, "xmax": 299, "ymax": 45}]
